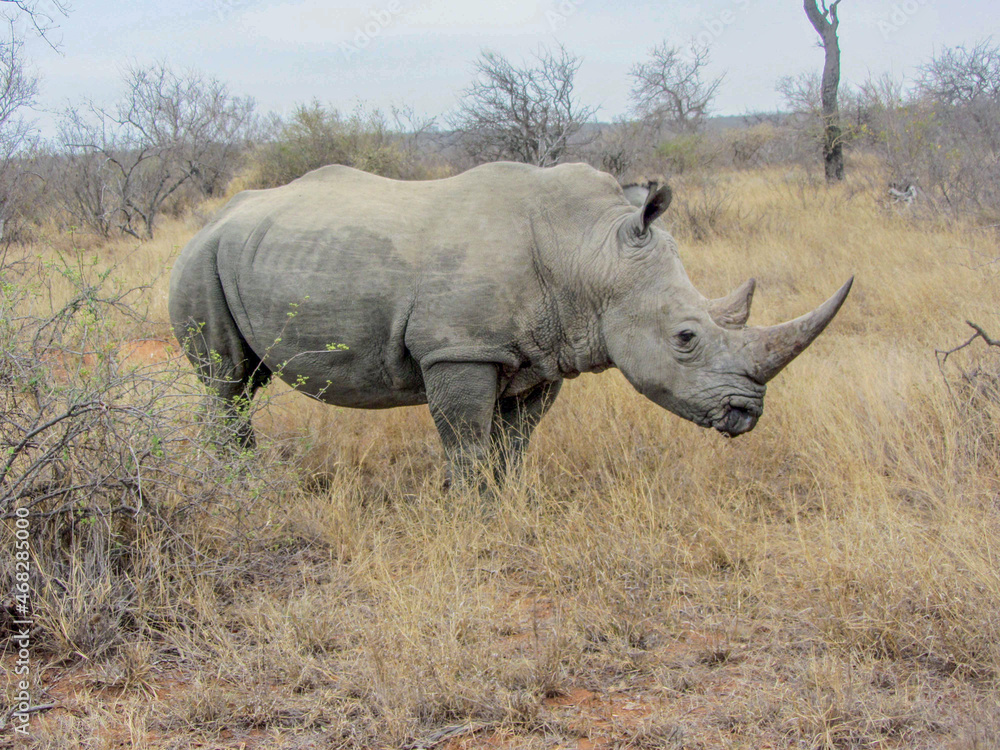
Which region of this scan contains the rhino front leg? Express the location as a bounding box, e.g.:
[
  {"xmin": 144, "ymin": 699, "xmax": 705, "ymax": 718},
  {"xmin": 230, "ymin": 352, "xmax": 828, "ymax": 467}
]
[
  {"xmin": 491, "ymin": 380, "xmax": 561, "ymax": 484},
  {"xmin": 423, "ymin": 361, "xmax": 499, "ymax": 492}
]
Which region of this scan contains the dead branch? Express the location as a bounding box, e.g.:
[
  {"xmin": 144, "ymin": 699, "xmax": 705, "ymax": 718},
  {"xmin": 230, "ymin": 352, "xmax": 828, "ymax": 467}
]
[{"xmin": 936, "ymin": 320, "xmax": 1000, "ymax": 371}]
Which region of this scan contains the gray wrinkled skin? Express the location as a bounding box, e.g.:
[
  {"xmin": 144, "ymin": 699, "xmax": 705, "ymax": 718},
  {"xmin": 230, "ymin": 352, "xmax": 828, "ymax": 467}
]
[{"xmin": 169, "ymin": 162, "xmax": 849, "ymax": 488}]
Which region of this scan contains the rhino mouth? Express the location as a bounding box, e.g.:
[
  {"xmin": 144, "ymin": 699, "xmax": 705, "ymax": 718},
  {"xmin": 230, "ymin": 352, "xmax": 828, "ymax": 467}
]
[{"xmin": 714, "ymin": 404, "xmax": 760, "ymax": 437}]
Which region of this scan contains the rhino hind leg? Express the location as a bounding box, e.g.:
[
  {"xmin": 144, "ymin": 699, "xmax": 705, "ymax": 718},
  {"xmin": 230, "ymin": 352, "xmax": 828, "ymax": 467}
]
[
  {"xmin": 175, "ymin": 317, "xmax": 272, "ymax": 451},
  {"xmin": 490, "ymin": 380, "xmax": 561, "ymax": 485},
  {"xmin": 213, "ymin": 348, "xmax": 272, "ymax": 451}
]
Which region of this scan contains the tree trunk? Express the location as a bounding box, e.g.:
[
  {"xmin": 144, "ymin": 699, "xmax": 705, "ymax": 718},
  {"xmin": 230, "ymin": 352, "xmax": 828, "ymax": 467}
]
[{"xmin": 804, "ymin": 0, "xmax": 844, "ymax": 182}]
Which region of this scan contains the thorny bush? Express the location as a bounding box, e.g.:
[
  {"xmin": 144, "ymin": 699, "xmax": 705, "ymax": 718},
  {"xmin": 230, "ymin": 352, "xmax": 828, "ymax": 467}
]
[{"xmin": 0, "ymin": 244, "xmax": 299, "ymax": 658}]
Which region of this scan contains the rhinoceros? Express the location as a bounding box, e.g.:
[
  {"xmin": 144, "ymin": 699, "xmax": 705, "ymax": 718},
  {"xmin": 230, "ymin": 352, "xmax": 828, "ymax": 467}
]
[{"xmin": 169, "ymin": 162, "xmax": 851, "ymax": 487}]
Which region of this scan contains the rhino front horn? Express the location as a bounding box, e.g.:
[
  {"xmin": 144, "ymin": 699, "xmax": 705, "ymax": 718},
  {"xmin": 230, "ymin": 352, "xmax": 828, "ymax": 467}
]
[{"xmin": 746, "ymin": 277, "xmax": 854, "ymax": 383}]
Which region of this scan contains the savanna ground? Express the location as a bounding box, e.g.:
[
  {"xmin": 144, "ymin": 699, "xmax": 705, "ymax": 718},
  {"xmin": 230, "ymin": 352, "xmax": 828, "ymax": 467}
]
[{"xmin": 2, "ymin": 163, "xmax": 1000, "ymax": 749}]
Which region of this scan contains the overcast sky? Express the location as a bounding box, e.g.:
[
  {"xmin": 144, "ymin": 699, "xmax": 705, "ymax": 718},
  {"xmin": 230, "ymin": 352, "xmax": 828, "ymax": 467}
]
[{"xmin": 20, "ymin": 0, "xmax": 998, "ymax": 137}]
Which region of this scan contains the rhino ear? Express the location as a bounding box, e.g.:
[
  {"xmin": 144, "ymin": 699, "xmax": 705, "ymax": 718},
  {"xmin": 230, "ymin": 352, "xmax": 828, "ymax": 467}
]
[
  {"xmin": 639, "ymin": 182, "xmax": 672, "ymax": 231},
  {"xmin": 622, "ymin": 183, "xmax": 672, "ymax": 243}
]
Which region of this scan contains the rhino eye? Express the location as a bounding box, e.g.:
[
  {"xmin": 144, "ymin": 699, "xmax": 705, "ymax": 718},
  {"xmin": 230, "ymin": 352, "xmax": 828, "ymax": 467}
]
[{"xmin": 676, "ymin": 330, "xmax": 697, "ymax": 347}]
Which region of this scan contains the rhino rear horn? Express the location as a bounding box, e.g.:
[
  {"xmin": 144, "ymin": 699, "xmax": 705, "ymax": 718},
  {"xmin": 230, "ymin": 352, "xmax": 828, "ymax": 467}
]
[
  {"xmin": 745, "ymin": 277, "xmax": 853, "ymax": 383},
  {"xmin": 708, "ymin": 278, "xmax": 756, "ymax": 329},
  {"xmin": 622, "ymin": 182, "xmax": 672, "ymax": 241}
]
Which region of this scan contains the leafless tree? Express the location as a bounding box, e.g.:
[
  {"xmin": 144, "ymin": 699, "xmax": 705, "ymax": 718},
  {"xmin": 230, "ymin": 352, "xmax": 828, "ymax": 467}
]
[
  {"xmin": 0, "ymin": 0, "xmax": 69, "ymax": 46},
  {"xmin": 804, "ymin": 0, "xmax": 845, "ymax": 182},
  {"xmin": 58, "ymin": 103, "xmax": 197, "ymax": 240},
  {"xmin": 57, "ymin": 63, "xmax": 257, "ymax": 239},
  {"xmin": 55, "ymin": 110, "xmax": 127, "ymax": 237},
  {"xmin": 629, "ymin": 40, "xmax": 723, "ymax": 135},
  {"xmin": 919, "ymin": 39, "xmax": 1000, "ymax": 162},
  {"xmin": 917, "ymin": 38, "xmax": 1000, "ymax": 106},
  {"xmin": 451, "ymin": 45, "xmax": 597, "ymax": 167},
  {"xmin": 588, "ymin": 118, "xmax": 648, "ymax": 179},
  {"xmin": 776, "ymin": 71, "xmax": 822, "ymax": 116},
  {"xmin": 0, "ymin": 26, "xmax": 38, "ymax": 237},
  {"xmin": 908, "ymin": 39, "xmax": 1000, "ymax": 215},
  {"xmin": 118, "ymin": 62, "xmax": 258, "ymax": 197},
  {"xmin": 0, "ymin": 3, "xmax": 68, "ymax": 237}
]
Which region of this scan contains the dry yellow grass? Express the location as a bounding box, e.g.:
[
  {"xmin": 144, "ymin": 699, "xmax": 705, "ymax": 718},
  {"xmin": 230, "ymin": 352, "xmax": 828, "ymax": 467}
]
[{"xmin": 3, "ymin": 163, "xmax": 1000, "ymax": 749}]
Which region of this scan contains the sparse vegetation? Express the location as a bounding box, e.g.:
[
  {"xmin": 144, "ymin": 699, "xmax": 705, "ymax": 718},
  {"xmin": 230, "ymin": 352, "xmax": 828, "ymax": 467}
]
[
  {"xmin": 451, "ymin": 44, "xmax": 597, "ymax": 167},
  {"xmin": 2, "ymin": 161, "xmax": 999, "ymax": 748},
  {"xmin": 54, "ymin": 62, "xmax": 258, "ymax": 239},
  {"xmin": 241, "ymin": 101, "xmax": 438, "ymax": 189},
  {"xmin": 0, "ymin": 25, "xmax": 39, "ymax": 243},
  {"xmin": 629, "ymin": 40, "xmax": 724, "ymax": 135}
]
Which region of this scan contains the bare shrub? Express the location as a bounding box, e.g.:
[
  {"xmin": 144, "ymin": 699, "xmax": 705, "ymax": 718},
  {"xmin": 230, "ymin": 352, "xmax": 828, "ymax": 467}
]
[
  {"xmin": 775, "ymin": 72, "xmax": 828, "ymax": 158},
  {"xmin": 580, "ymin": 118, "xmax": 650, "ymax": 180},
  {"xmin": 667, "ymin": 176, "xmax": 754, "ymax": 242},
  {"xmin": 241, "ymin": 101, "xmax": 436, "ymax": 189},
  {"xmin": 451, "ymin": 45, "xmax": 597, "ymax": 167},
  {"xmin": 727, "ymin": 122, "xmax": 781, "ymax": 169},
  {"xmin": 0, "ymin": 26, "xmax": 42, "ymax": 242},
  {"xmin": 54, "ymin": 62, "xmax": 257, "ymax": 238},
  {"xmin": 629, "ymin": 40, "xmax": 723, "ymax": 136},
  {"xmin": 0, "ymin": 244, "xmax": 302, "ymax": 661},
  {"xmin": 45, "ymin": 139, "xmax": 118, "ymax": 236},
  {"xmin": 653, "ymin": 133, "xmax": 720, "ymax": 175},
  {"xmin": 936, "ymin": 322, "xmax": 1000, "ymax": 451},
  {"xmin": 855, "ymin": 41, "xmax": 1000, "ymax": 222}
]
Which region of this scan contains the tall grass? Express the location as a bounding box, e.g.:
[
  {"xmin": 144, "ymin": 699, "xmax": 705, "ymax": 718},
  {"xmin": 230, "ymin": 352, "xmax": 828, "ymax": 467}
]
[{"xmin": 2, "ymin": 163, "xmax": 999, "ymax": 749}]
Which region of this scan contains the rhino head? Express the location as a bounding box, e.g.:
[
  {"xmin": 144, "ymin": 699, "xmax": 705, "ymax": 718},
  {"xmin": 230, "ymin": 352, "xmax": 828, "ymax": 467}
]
[{"xmin": 601, "ymin": 183, "xmax": 852, "ymax": 437}]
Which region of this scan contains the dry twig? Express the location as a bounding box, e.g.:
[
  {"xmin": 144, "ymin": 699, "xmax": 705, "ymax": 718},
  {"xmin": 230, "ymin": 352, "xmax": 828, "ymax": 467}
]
[{"xmin": 936, "ymin": 320, "xmax": 1000, "ymax": 371}]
